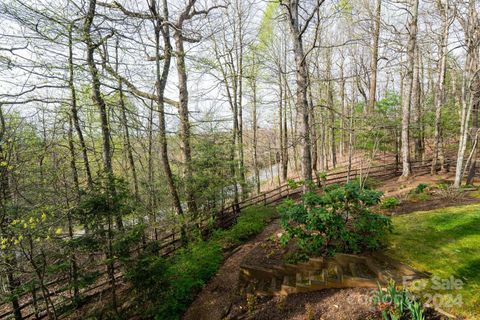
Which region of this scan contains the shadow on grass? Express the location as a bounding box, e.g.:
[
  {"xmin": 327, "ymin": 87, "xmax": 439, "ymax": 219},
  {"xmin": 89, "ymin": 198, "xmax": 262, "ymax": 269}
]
[
  {"xmin": 388, "ymin": 205, "xmax": 480, "ymax": 317},
  {"xmin": 393, "ymin": 207, "xmax": 480, "ymax": 245},
  {"xmin": 455, "ymin": 258, "xmax": 480, "ymax": 283}
]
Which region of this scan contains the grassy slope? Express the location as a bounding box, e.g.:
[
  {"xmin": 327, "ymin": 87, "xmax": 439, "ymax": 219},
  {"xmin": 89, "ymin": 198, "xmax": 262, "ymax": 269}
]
[{"xmin": 386, "ymin": 204, "xmax": 480, "ymax": 319}]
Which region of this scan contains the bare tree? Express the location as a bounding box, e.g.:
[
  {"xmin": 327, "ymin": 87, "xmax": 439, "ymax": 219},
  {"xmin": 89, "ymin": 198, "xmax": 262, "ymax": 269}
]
[
  {"xmin": 280, "ymin": 0, "xmax": 325, "ymax": 188},
  {"xmin": 431, "ymin": 0, "xmax": 452, "ymax": 174},
  {"xmin": 454, "ymin": 0, "xmax": 479, "ymax": 188},
  {"xmin": 400, "ymin": 0, "xmax": 419, "ymax": 180},
  {"xmin": 368, "ymin": 0, "xmax": 382, "ymax": 114}
]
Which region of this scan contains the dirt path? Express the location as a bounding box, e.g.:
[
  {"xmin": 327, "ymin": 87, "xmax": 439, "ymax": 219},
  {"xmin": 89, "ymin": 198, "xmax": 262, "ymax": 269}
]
[
  {"xmin": 182, "ymin": 220, "xmax": 281, "ymax": 320},
  {"xmin": 182, "ymin": 220, "xmax": 381, "ymax": 320}
]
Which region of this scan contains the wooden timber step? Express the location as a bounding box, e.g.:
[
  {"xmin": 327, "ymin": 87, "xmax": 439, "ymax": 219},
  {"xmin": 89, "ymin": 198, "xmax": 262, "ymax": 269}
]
[{"xmin": 239, "ymin": 252, "xmax": 428, "ymax": 296}]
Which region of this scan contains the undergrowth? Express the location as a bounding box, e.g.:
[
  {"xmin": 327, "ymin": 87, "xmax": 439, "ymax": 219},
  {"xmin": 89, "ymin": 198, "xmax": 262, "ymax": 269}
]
[
  {"xmin": 373, "ymin": 281, "xmax": 425, "ymax": 320},
  {"xmin": 125, "ymin": 205, "xmax": 276, "ymax": 320}
]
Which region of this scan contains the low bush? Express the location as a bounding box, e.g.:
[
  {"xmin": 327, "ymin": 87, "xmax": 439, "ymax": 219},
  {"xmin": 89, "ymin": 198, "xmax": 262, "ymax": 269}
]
[
  {"xmin": 380, "ymin": 197, "xmax": 400, "ymax": 209},
  {"xmin": 278, "ymin": 180, "xmax": 392, "ymax": 257},
  {"xmin": 373, "ymin": 281, "xmax": 425, "ymax": 320},
  {"xmin": 436, "ymin": 181, "xmax": 449, "ymax": 190},
  {"xmin": 212, "ymin": 206, "xmax": 277, "ymax": 249},
  {"xmin": 412, "ymin": 183, "xmax": 429, "ymax": 194},
  {"xmin": 125, "ymin": 206, "xmax": 276, "ymax": 320},
  {"xmin": 408, "ymin": 192, "xmax": 430, "ymax": 202}
]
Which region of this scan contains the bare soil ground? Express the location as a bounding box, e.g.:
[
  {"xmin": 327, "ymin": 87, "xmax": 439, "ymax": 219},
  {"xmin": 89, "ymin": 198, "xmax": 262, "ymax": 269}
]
[
  {"xmin": 387, "ymin": 196, "xmax": 480, "ymax": 215},
  {"xmin": 229, "ymin": 288, "xmax": 378, "ymax": 320},
  {"xmin": 378, "ymin": 171, "xmax": 480, "ymax": 214},
  {"xmin": 379, "ymin": 171, "xmax": 452, "ymax": 197}
]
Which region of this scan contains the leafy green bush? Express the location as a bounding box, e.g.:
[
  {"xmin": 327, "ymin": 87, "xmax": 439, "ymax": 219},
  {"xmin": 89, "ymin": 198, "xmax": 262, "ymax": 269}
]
[
  {"xmin": 278, "ymin": 181, "xmax": 391, "ymax": 257},
  {"xmin": 380, "ymin": 197, "xmax": 400, "ymax": 209},
  {"xmin": 413, "ymin": 183, "xmax": 429, "ymax": 194},
  {"xmin": 373, "ymin": 281, "xmax": 425, "ymax": 320},
  {"xmin": 125, "ymin": 206, "xmax": 276, "ymax": 319}
]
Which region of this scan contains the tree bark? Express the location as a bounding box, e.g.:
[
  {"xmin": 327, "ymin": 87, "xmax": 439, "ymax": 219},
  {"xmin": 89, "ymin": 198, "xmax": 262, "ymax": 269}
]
[
  {"xmin": 173, "ymin": 15, "xmax": 198, "ymax": 217},
  {"xmin": 454, "ymin": 0, "xmax": 479, "ymax": 188},
  {"xmin": 412, "ymin": 48, "xmax": 423, "ymax": 161},
  {"xmin": 68, "ymin": 23, "xmax": 93, "ymax": 188},
  {"xmin": 368, "ymin": 0, "xmax": 382, "ymax": 113},
  {"xmin": 399, "ymin": 0, "xmax": 419, "ymax": 179},
  {"xmin": 67, "ymin": 115, "xmax": 80, "ymax": 302},
  {"xmin": 250, "ymin": 60, "xmax": 260, "ymax": 194},
  {"xmin": 151, "ymin": 0, "xmax": 183, "ymax": 215},
  {"xmin": 283, "ymin": 0, "xmax": 315, "ymax": 187},
  {"xmin": 431, "ymin": 0, "xmax": 450, "ymax": 174},
  {"xmin": 84, "ymin": 0, "xmax": 123, "ymax": 230},
  {"xmin": 115, "ymin": 40, "xmax": 140, "ymax": 202}
]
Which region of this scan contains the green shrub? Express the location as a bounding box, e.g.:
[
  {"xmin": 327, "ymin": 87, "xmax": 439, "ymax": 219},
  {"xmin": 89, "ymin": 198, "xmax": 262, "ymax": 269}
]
[
  {"xmin": 287, "ymin": 178, "xmax": 301, "ymax": 190},
  {"xmin": 380, "ymin": 197, "xmax": 400, "ymax": 209},
  {"xmin": 278, "ymin": 180, "xmax": 391, "ymax": 257},
  {"xmin": 373, "ymin": 281, "xmax": 425, "ymax": 320},
  {"xmin": 413, "ymin": 183, "xmax": 429, "ymax": 194},
  {"xmin": 436, "ymin": 182, "xmax": 449, "ymax": 190}
]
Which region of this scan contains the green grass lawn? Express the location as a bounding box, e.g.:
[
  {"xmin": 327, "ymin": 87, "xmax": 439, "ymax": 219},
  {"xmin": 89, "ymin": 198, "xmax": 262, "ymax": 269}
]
[{"xmin": 386, "ymin": 204, "xmax": 480, "ymax": 319}]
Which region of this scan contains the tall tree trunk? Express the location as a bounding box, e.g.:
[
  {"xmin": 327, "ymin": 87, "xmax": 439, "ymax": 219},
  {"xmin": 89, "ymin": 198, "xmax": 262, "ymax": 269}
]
[
  {"xmin": 115, "ymin": 40, "xmax": 140, "ymax": 202},
  {"xmin": 326, "ymin": 49, "xmax": 336, "ymax": 168},
  {"xmin": 68, "ymin": 23, "xmax": 93, "ymax": 188},
  {"xmin": 339, "ymin": 61, "xmax": 346, "ymax": 157},
  {"xmin": 283, "ymin": 86, "xmax": 289, "ymax": 179},
  {"xmin": 278, "ymin": 68, "xmax": 285, "ymax": 182},
  {"xmin": 454, "ymin": 0, "xmax": 479, "ymax": 188},
  {"xmin": 285, "ymin": 0, "xmax": 313, "ymax": 187},
  {"xmin": 251, "ymin": 65, "xmax": 260, "ymax": 194},
  {"xmin": 466, "ymin": 100, "xmax": 479, "ymax": 184},
  {"xmin": 431, "ymin": 0, "xmax": 450, "ymax": 174},
  {"xmin": 368, "ymin": 0, "xmax": 382, "ymax": 113},
  {"xmin": 147, "ymin": 103, "xmax": 156, "ymax": 224},
  {"xmin": 236, "ymin": 1, "xmax": 246, "ymax": 196},
  {"xmin": 173, "ymin": 27, "xmax": 197, "ymax": 217},
  {"xmin": 281, "ymin": 45, "xmax": 289, "ymax": 180},
  {"xmin": 329, "ymin": 95, "xmax": 336, "ymax": 168},
  {"xmin": 152, "ymin": 0, "xmax": 183, "ymax": 215},
  {"xmin": 412, "ymin": 48, "xmax": 422, "ymax": 161},
  {"xmin": 67, "ymin": 115, "xmax": 80, "ymax": 303},
  {"xmin": 400, "ymin": 0, "xmax": 419, "ymax": 179},
  {"xmin": 84, "ymin": 0, "xmax": 123, "ymax": 230},
  {"xmin": 309, "ymin": 84, "xmax": 318, "ymax": 174}
]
